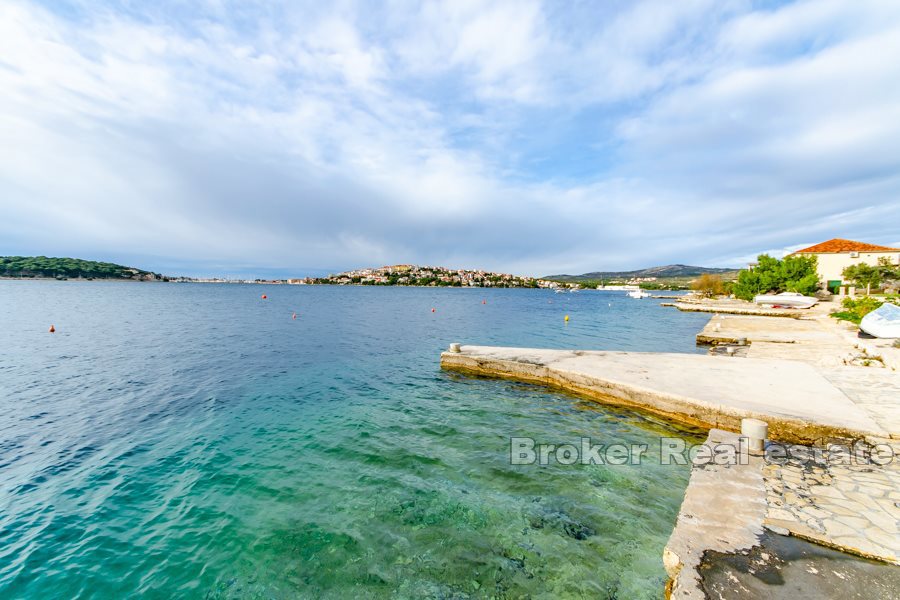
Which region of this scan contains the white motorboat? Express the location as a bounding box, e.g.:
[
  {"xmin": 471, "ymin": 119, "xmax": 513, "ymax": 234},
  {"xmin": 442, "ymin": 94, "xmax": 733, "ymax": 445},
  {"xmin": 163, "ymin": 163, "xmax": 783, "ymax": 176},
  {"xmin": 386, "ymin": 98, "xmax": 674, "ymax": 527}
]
[
  {"xmin": 860, "ymin": 302, "xmax": 900, "ymax": 338},
  {"xmin": 753, "ymin": 292, "xmax": 818, "ymax": 309},
  {"xmin": 627, "ymin": 290, "xmax": 651, "ymax": 299}
]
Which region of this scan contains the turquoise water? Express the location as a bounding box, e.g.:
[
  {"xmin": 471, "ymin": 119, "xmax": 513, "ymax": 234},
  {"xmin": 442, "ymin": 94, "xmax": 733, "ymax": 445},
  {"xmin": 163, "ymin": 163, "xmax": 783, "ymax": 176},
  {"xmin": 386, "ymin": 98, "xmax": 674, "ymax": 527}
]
[{"xmin": 0, "ymin": 282, "xmax": 708, "ymax": 599}]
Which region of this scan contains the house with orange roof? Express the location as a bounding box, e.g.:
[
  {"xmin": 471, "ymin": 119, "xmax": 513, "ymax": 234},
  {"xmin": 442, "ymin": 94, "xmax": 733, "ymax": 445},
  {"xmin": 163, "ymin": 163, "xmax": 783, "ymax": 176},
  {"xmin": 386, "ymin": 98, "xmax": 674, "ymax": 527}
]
[{"xmin": 790, "ymin": 238, "xmax": 900, "ymax": 291}]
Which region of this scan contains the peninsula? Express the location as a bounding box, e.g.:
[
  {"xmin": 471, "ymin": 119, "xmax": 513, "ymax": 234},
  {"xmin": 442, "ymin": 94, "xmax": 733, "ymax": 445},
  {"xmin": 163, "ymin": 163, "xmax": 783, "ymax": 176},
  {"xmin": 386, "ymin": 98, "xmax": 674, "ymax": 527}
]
[{"xmin": 0, "ymin": 256, "xmax": 163, "ymax": 281}]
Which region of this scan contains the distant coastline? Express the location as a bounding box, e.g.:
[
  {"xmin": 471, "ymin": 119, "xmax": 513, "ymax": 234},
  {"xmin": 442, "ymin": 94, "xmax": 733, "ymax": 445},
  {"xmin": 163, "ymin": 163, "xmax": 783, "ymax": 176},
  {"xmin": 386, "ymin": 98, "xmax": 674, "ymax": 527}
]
[
  {"xmin": 0, "ymin": 256, "xmax": 164, "ymax": 281},
  {"xmin": 2, "ymin": 256, "xmax": 725, "ymax": 290}
]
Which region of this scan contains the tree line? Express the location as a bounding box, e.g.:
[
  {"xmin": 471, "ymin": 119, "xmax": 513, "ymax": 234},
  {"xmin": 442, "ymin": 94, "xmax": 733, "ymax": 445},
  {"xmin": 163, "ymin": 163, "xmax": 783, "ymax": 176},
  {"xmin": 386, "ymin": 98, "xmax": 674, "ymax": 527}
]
[{"xmin": 0, "ymin": 256, "xmax": 161, "ymax": 280}]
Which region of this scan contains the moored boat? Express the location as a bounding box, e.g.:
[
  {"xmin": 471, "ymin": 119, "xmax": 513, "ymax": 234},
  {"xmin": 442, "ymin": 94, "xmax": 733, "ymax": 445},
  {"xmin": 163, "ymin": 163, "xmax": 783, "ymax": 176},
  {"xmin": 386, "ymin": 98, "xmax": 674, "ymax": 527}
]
[
  {"xmin": 627, "ymin": 290, "xmax": 651, "ymax": 299},
  {"xmin": 752, "ymin": 292, "xmax": 818, "ymax": 309},
  {"xmin": 859, "ymin": 302, "xmax": 900, "ymax": 338}
]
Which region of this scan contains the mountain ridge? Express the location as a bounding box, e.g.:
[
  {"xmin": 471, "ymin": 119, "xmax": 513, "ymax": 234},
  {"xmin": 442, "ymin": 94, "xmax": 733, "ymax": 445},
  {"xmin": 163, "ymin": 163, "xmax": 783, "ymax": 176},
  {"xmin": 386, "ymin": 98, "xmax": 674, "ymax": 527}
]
[{"xmin": 545, "ymin": 264, "xmax": 738, "ymax": 281}]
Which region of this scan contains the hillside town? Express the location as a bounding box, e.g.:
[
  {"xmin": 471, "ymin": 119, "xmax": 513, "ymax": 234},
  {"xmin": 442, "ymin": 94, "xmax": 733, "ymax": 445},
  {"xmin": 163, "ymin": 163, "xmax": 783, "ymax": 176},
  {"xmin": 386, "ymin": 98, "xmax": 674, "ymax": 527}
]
[{"xmin": 302, "ymin": 265, "xmax": 555, "ymax": 288}]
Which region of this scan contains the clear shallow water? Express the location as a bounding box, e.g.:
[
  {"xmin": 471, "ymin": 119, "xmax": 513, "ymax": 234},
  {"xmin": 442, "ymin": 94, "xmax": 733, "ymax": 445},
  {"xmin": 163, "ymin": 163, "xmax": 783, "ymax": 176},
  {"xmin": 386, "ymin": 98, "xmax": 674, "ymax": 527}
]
[{"xmin": 0, "ymin": 282, "xmax": 709, "ymax": 599}]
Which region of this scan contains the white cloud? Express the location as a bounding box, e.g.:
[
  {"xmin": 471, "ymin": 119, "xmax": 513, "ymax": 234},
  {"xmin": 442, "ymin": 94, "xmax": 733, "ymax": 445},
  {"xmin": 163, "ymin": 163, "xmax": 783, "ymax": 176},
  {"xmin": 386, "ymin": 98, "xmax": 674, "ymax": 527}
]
[{"xmin": 0, "ymin": 0, "xmax": 898, "ymax": 277}]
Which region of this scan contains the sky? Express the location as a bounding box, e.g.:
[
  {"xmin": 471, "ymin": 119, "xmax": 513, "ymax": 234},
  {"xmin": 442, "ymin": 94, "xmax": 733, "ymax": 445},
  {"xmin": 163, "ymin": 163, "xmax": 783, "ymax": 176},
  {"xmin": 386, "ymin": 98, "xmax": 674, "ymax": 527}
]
[{"xmin": 1, "ymin": 0, "xmax": 899, "ymax": 278}]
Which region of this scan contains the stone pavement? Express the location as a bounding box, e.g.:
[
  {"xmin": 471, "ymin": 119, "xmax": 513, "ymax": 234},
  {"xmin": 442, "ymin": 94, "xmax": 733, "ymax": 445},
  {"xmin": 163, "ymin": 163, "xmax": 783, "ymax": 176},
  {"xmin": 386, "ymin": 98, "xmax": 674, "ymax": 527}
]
[
  {"xmin": 695, "ymin": 302, "xmax": 900, "ymax": 370},
  {"xmin": 762, "ymin": 440, "xmax": 900, "ymax": 565},
  {"xmin": 821, "ymin": 368, "xmax": 900, "ymax": 442},
  {"xmin": 663, "ymin": 430, "xmax": 900, "ymax": 599}
]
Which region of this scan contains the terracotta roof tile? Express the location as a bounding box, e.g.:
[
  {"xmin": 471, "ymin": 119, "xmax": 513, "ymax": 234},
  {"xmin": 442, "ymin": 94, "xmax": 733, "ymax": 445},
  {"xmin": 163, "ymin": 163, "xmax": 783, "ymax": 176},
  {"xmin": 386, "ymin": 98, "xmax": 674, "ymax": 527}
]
[{"xmin": 793, "ymin": 238, "xmax": 899, "ymax": 254}]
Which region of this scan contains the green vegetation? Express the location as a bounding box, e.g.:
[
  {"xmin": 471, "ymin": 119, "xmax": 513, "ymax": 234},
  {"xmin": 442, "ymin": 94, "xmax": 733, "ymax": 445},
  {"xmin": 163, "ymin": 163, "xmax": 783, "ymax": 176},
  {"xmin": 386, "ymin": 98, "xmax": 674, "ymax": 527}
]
[
  {"xmin": 842, "ymin": 258, "xmax": 900, "ymax": 294},
  {"xmin": 830, "ymin": 295, "xmax": 899, "ymax": 324},
  {"xmin": 731, "ymin": 254, "xmax": 819, "ymax": 301},
  {"xmin": 842, "ymin": 263, "xmax": 882, "ymax": 293},
  {"xmin": 0, "ymin": 256, "xmax": 162, "ymax": 280}
]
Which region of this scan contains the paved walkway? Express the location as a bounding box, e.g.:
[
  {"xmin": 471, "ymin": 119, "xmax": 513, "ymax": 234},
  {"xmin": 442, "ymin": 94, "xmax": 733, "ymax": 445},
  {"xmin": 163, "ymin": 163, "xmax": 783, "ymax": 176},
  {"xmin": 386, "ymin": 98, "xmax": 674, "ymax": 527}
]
[
  {"xmin": 694, "ymin": 302, "xmax": 900, "ymax": 370},
  {"xmin": 695, "ymin": 308, "xmax": 900, "ymax": 435},
  {"xmin": 762, "ymin": 440, "xmax": 900, "ymax": 565}
]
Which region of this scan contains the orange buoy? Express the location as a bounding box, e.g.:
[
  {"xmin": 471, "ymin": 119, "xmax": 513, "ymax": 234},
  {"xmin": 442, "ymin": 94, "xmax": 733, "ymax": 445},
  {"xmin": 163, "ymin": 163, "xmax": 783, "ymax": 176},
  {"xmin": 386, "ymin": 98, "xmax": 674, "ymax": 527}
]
[
  {"xmin": 49, "ymin": 325, "xmax": 55, "ymax": 333},
  {"xmin": 261, "ymin": 294, "xmax": 267, "ymax": 299},
  {"xmin": 431, "ymin": 308, "xmax": 436, "ymax": 313}
]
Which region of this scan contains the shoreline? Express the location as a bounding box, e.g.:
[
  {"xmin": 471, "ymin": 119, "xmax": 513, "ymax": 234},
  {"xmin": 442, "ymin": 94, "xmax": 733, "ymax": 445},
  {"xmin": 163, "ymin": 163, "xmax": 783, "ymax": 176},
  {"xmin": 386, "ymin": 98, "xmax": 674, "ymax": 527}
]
[
  {"xmin": 439, "ymin": 305, "xmax": 900, "ymax": 598},
  {"xmin": 0, "ymin": 277, "xmax": 690, "ymax": 291}
]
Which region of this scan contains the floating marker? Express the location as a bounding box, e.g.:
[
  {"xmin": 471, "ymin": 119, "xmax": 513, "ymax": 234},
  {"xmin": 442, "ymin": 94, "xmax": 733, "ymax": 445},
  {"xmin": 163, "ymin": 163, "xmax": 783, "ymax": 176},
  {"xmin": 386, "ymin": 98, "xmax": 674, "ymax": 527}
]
[
  {"xmin": 292, "ymin": 313, "xmax": 297, "ymax": 320},
  {"xmin": 49, "ymin": 325, "xmax": 55, "ymax": 333},
  {"xmin": 564, "ymin": 315, "xmax": 569, "ymax": 322},
  {"xmin": 482, "ymin": 300, "xmax": 486, "ymax": 305},
  {"xmin": 261, "ymin": 294, "xmax": 267, "ymax": 299},
  {"xmin": 431, "ymin": 308, "xmax": 436, "ymax": 313}
]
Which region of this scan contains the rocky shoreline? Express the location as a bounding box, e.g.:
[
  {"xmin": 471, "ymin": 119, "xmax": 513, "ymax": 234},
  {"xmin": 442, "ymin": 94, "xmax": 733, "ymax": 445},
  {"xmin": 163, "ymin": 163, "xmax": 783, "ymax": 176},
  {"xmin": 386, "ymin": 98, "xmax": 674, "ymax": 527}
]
[{"xmin": 439, "ymin": 302, "xmax": 900, "ymax": 598}]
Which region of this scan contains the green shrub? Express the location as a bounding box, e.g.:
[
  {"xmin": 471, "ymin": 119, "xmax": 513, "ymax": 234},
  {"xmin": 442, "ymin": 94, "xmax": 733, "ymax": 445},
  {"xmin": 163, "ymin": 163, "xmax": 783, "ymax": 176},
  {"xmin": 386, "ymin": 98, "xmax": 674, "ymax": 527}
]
[
  {"xmin": 830, "ymin": 296, "xmax": 884, "ymax": 324},
  {"xmin": 731, "ymin": 254, "xmax": 819, "ymax": 301}
]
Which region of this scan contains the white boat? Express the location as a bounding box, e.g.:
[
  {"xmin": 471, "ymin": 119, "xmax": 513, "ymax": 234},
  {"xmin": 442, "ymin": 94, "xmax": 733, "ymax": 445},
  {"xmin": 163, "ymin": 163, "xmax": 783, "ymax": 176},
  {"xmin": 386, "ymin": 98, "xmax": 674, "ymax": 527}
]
[
  {"xmin": 597, "ymin": 284, "xmax": 640, "ymax": 291},
  {"xmin": 627, "ymin": 290, "xmax": 651, "ymax": 299},
  {"xmin": 860, "ymin": 302, "xmax": 900, "ymax": 338},
  {"xmin": 753, "ymin": 292, "xmax": 818, "ymax": 309}
]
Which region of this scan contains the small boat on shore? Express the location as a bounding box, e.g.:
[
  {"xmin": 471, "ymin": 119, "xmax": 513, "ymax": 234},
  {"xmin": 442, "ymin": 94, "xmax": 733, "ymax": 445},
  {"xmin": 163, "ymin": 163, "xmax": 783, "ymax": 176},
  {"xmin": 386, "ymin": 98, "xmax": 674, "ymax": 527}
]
[
  {"xmin": 752, "ymin": 292, "xmax": 818, "ymax": 309},
  {"xmin": 628, "ymin": 290, "xmax": 651, "ymax": 299},
  {"xmin": 860, "ymin": 302, "xmax": 900, "ymax": 338}
]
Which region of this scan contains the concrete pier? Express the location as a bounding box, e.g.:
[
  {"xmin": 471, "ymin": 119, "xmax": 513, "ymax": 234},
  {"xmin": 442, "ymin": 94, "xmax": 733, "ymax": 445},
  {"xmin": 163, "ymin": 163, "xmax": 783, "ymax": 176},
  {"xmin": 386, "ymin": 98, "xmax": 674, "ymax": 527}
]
[
  {"xmin": 440, "ymin": 345, "xmax": 896, "ymax": 442},
  {"xmin": 664, "ymin": 429, "xmax": 767, "ymax": 599},
  {"xmin": 663, "ymin": 299, "xmax": 806, "ymax": 318},
  {"xmin": 440, "ymin": 341, "xmax": 900, "ymax": 595}
]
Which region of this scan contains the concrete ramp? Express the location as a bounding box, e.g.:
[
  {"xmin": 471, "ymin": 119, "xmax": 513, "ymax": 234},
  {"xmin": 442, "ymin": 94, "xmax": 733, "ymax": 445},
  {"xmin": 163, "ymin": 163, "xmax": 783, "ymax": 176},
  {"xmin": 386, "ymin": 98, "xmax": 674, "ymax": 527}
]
[{"xmin": 441, "ymin": 345, "xmax": 893, "ymax": 442}]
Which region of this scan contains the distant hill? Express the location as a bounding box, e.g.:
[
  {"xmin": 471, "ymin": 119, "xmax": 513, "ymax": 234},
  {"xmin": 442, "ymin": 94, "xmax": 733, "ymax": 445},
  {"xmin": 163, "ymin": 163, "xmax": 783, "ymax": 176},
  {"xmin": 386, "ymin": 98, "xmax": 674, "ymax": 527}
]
[
  {"xmin": 546, "ymin": 264, "xmax": 738, "ymax": 282},
  {"xmin": 0, "ymin": 256, "xmax": 163, "ymax": 280}
]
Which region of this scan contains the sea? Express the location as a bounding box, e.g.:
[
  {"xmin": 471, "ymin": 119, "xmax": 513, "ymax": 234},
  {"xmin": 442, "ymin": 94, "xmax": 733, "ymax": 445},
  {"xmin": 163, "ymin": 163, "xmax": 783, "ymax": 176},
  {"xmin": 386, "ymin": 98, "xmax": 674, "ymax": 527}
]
[{"xmin": 0, "ymin": 281, "xmax": 711, "ymax": 599}]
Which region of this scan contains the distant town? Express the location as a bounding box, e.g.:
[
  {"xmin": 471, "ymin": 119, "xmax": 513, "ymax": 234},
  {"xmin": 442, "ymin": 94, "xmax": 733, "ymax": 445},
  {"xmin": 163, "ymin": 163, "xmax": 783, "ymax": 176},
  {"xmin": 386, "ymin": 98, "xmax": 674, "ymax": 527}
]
[
  {"xmin": 229, "ymin": 265, "xmax": 556, "ymax": 288},
  {"xmin": 1, "ymin": 256, "xmax": 733, "ymax": 290}
]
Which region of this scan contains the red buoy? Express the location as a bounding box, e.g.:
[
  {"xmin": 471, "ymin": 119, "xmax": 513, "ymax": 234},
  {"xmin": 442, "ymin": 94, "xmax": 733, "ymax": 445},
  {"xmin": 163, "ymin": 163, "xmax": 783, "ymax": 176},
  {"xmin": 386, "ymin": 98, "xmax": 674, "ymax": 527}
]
[
  {"xmin": 49, "ymin": 325, "xmax": 55, "ymax": 333},
  {"xmin": 261, "ymin": 294, "xmax": 267, "ymax": 299},
  {"xmin": 431, "ymin": 308, "xmax": 436, "ymax": 313},
  {"xmin": 291, "ymin": 313, "xmax": 297, "ymax": 320}
]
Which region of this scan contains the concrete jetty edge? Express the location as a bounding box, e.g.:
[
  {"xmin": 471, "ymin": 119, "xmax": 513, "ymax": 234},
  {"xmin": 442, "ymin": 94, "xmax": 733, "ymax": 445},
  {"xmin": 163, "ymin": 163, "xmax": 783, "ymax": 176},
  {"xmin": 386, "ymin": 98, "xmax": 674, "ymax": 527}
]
[
  {"xmin": 663, "ymin": 429, "xmax": 767, "ymax": 599},
  {"xmin": 439, "ymin": 346, "xmax": 890, "ymax": 443}
]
